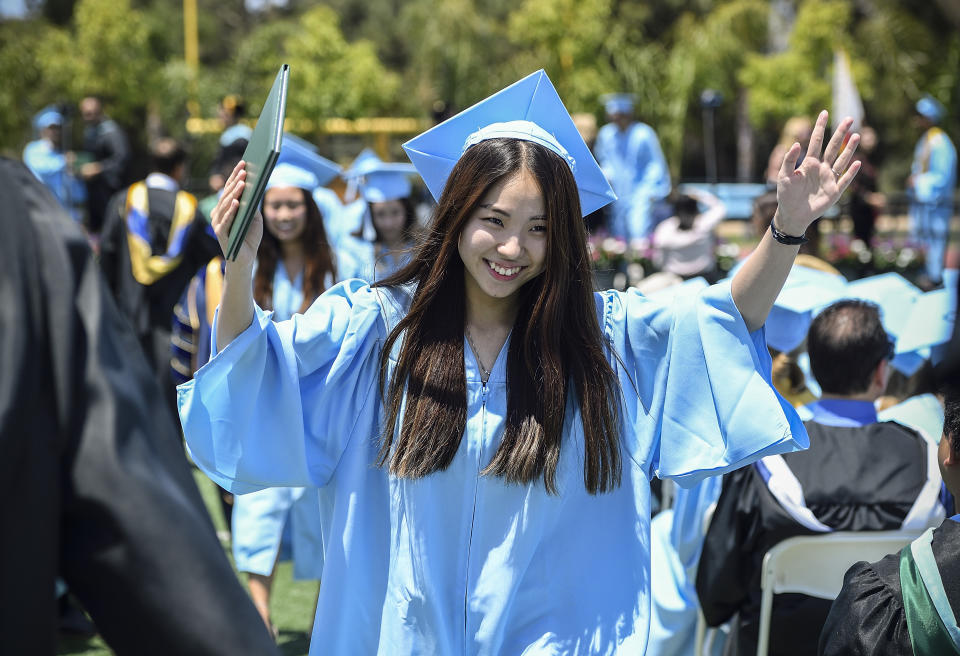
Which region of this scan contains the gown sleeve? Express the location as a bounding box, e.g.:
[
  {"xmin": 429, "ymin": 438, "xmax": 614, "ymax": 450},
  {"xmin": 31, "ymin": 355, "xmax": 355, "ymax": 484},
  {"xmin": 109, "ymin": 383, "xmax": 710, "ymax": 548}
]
[
  {"xmin": 178, "ymin": 279, "xmax": 386, "ymax": 493},
  {"xmin": 600, "ymin": 279, "xmax": 807, "ymax": 487},
  {"xmin": 818, "ymin": 556, "xmax": 911, "ymax": 656}
]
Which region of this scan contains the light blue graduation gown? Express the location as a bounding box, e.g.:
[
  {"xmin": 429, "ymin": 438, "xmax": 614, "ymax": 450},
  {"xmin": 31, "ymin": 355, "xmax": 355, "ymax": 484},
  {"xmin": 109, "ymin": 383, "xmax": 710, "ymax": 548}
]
[
  {"xmin": 647, "ymin": 477, "xmax": 724, "ymax": 656},
  {"xmin": 179, "ymin": 279, "xmax": 806, "ymax": 655},
  {"xmin": 231, "ymin": 261, "xmax": 324, "ymax": 580},
  {"xmin": 336, "ymin": 235, "xmax": 413, "ymax": 284},
  {"xmin": 22, "ymin": 138, "xmax": 85, "ymax": 220},
  {"xmin": 594, "ymin": 121, "xmax": 672, "ymax": 241},
  {"xmin": 909, "ymin": 127, "xmax": 957, "ymax": 283}
]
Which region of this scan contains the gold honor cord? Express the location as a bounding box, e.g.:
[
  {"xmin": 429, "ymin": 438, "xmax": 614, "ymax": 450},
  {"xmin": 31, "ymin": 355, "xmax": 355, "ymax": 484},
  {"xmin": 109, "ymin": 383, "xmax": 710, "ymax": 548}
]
[{"xmin": 124, "ymin": 182, "xmax": 198, "ymax": 286}]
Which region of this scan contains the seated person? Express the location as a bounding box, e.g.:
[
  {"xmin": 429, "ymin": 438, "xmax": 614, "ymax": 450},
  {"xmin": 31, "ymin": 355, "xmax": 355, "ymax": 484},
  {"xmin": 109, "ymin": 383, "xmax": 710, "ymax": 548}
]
[
  {"xmin": 696, "ymin": 299, "xmax": 949, "ymax": 656},
  {"xmin": 652, "ymin": 188, "xmax": 726, "ymax": 282},
  {"xmin": 820, "ymin": 386, "xmax": 960, "ymax": 655}
]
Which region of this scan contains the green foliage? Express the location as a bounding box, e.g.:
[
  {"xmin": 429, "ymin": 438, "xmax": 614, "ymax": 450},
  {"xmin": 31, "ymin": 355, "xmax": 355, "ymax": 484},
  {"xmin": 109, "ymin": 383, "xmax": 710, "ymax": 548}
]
[
  {"xmin": 229, "ymin": 7, "xmax": 400, "ymax": 121},
  {"xmin": 285, "ymin": 6, "xmax": 401, "ymax": 118},
  {"xmin": 0, "ymin": 20, "xmax": 72, "ymax": 154},
  {"xmin": 740, "ymin": 0, "xmax": 852, "ymax": 128},
  {"xmin": 3, "ymin": 0, "xmax": 957, "ymax": 190},
  {"xmin": 507, "ymin": 0, "xmax": 620, "ymax": 110},
  {"xmin": 69, "ymin": 0, "xmax": 155, "ymax": 123},
  {"xmin": 398, "ymin": 0, "xmax": 508, "ymax": 113}
]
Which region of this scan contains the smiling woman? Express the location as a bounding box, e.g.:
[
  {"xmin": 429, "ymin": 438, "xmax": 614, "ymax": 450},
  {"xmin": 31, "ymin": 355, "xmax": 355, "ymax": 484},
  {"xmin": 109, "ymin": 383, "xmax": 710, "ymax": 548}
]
[{"xmin": 180, "ymin": 70, "xmax": 860, "ymax": 654}]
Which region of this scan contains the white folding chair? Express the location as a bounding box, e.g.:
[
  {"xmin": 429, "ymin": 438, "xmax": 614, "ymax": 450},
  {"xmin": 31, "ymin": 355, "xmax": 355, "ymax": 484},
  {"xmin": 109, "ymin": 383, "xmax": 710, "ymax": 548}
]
[{"xmin": 755, "ymin": 530, "xmax": 922, "ymax": 656}]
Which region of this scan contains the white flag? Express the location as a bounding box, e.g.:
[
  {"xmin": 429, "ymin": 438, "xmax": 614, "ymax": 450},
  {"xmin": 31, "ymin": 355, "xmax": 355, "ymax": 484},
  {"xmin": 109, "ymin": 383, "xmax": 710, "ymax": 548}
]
[{"xmin": 832, "ymin": 50, "xmax": 864, "ymax": 131}]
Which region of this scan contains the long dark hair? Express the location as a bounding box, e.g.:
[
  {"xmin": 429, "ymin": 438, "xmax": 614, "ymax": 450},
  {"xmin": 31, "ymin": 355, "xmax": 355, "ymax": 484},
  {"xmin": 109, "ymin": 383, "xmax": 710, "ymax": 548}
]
[
  {"xmin": 254, "ymin": 188, "xmax": 336, "ymax": 315},
  {"xmin": 374, "ymin": 138, "xmax": 622, "ymax": 494}
]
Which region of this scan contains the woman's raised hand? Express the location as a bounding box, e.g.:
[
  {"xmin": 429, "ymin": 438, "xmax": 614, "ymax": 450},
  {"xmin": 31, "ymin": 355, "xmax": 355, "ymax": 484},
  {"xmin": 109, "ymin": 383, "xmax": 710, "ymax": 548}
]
[
  {"xmin": 775, "ymin": 110, "xmax": 861, "ymax": 236},
  {"xmin": 210, "ymin": 160, "xmax": 263, "ymax": 268}
]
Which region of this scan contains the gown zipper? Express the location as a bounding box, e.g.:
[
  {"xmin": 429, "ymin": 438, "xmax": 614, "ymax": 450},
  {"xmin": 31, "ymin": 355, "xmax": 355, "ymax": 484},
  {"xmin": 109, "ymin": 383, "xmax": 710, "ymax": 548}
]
[{"xmin": 463, "ymin": 380, "xmax": 487, "ymax": 653}]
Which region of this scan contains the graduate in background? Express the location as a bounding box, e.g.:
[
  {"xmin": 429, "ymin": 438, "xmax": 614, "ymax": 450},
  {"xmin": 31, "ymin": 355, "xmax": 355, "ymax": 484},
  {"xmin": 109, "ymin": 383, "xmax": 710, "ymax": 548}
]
[
  {"xmin": 99, "ymin": 138, "xmax": 221, "ymax": 431},
  {"xmin": 22, "ymin": 107, "xmax": 85, "ymax": 221},
  {"xmin": 0, "ymin": 157, "xmax": 279, "ymax": 656},
  {"xmin": 180, "ymin": 70, "xmax": 860, "ymax": 654},
  {"xmin": 339, "ymin": 162, "xmax": 422, "ymax": 283},
  {"xmin": 820, "ymin": 385, "xmax": 960, "ymax": 655},
  {"xmin": 907, "ymin": 95, "xmax": 957, "ymax": 290},
  {"xmin": 593, "ymin": 93, "xmax": 672, "ymax": 240},
  {"xmin": 697, "ymin": 300, "xmax": 949, "ymax": 656}
]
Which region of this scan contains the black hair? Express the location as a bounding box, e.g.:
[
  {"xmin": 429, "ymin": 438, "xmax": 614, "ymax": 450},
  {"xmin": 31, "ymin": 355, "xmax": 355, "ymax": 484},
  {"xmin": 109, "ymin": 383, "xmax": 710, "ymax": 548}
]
[
  {"xmin": 150, "ymin": 138, "xmax": 187, "ymax": 176},
  {"xmin": 807, "ymin": 300, "xmax": 892, "ymax": 395},
  {"xmin": 943, "ymin": 385, "xmax": 960, "ymax": 455}
]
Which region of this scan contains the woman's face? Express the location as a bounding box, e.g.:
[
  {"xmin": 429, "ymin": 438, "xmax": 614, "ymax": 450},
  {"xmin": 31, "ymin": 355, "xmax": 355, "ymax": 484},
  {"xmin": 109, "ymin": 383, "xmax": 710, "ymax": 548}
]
[
  {"xmin": 458, "ymin": 169, "xmax": 547, "ymax": 310},
  {"xmin": 263, "ymin": 186, "xmax": 307, "ymax": 243},
  {"xmin": 370, "ymin": 200, "xmax": 407, "ymax": 246}
]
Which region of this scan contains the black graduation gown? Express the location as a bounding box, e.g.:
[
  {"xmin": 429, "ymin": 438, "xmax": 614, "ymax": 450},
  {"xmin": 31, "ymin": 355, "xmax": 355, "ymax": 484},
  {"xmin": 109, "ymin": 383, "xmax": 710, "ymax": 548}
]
[
  {"xmin": 696, "ymin": 419, "xmax": 943, "ymax": 656},
  {"xmin": 819, "ymin": 518, "xmax": 960, "ymax": 655},
  {"xmin": 99, "ymin": 182, "xmax": 221, "ymax": 421},
  {"xmin": 0, "ymin": 158, "xmax": 279, "ymax": 655}
]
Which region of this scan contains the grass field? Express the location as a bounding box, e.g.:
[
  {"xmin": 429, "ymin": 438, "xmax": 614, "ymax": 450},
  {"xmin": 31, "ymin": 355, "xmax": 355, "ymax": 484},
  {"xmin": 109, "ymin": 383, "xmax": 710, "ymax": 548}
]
[{"xmin": 56, "ymin": 469, "xmax": 318, "ymax": 656}]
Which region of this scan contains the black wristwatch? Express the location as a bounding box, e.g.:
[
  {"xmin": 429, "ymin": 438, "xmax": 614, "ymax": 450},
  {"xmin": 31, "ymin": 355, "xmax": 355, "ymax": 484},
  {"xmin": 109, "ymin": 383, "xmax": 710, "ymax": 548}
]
[{"xmin": 769, "ymin": 220, "xmax": 808, "ymax": 245}]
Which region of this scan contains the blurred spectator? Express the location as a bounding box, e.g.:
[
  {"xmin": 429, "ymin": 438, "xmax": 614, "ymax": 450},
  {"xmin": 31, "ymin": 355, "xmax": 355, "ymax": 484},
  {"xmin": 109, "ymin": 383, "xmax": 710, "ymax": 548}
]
[
  {"xmin": 907, "ymin": 95, "xmax": 957, "ymax": 290},
  {"xmin": 765, "ymin": 116, "xmax": 812, "ymax": 186},
  {"xmin": 78, "ymin": 95, "xmax": 130, "ymax": 234},
  {"xmin": 98, "ymin": 138, "xmax": 220, "ymax": 429},
  {"xmin": 0, "ymin": 157, "xmax": 279, "ymax": 656},
  {"xmin": 22, "ymin": 106, "xmax": 85, "ymax": 221},
  {"xmin": 652, "ymin": 188, "xmax": 726, "ymax": 282},
  {"xmin": 847, "ymin": 125, "xmax": 883, "ymax": 245},
  {"xmin": 573, "ymin": 112, "xmax": 604, "ymax": 233},
  {"xmin": 697, "ymin": 300, "xmax": 948, "ymax": 656},
  {"xmin": 208, "ymin": 95, "xmax": 252, "ymax": 192},
  {"xmin": 594, "ymin": 93, "xmax": 672, "ymax": 240}
]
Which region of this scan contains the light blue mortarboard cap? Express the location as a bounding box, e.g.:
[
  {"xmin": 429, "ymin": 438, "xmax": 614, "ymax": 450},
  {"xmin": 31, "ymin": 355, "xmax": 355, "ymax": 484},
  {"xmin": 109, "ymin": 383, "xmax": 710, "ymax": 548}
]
[
  {"xmin": 845, "ymin": 273, "xmax": 924, "ymax": 374},
  {"xmin": 343, "ymin": 148, "xmax": 383, "ymax": 179},
  {"xmin": 402, "ymin": 70, "xmax": 617, "ymax": 218},
  {"xmin": 600, "ymin": 93, "xmax": 635, "ymax": 116},
  {"xmin": 33, "ymin": 107, "xmax": 63, "ymax": 130},
  {"xmin": 895, "ymin": 288, "xmax": 957, "ymax": 370},
  {"xmin": 343, "ymin": 148, "xmax": 383, "ymax": 202},
  {"xmin": 275, "ymin": 133, "xmax": 341, "ymax": 187},
  {"xmin": 266, "ymin": 162, "xmax": 318, "ymax": 192},
  {"xmin": 766, "ymin": 265, "xmax": 849, "ymax": 353},
  {"xmin": 361, "ymin": 164, "xmax": 418, "ymax": 203},
  {"xmin": 916, "ymin": 95, "xmax": 946, "ymax": 123}
]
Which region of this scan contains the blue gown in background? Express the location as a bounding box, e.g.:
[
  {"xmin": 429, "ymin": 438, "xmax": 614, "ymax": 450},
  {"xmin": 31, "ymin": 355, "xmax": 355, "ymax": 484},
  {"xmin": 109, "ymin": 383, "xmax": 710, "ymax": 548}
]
[
  {"xmin": 336, "ymin": 235, "xmax": 414, "ymax": 284},
  {"xmin": 230, "ymin": 260, "xmax": 327, "ymax": 580},
  {"xmin": 909, "ymin": 127, "xmax": 957, "ymax": 285},
  {"xmin": 593, "ymin": 121, "xmax": 672, "ymax": 241},
  {"xmin": 179, "ymin": 280, "xmax": 807, "ymax": 655},
  {"xmin": 22, "ymin": 138, "xmax": 85, "ymax": 220},
  {"xmin": 647, "ymin": 477, "xmax": 725, "ymax": 656}
]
